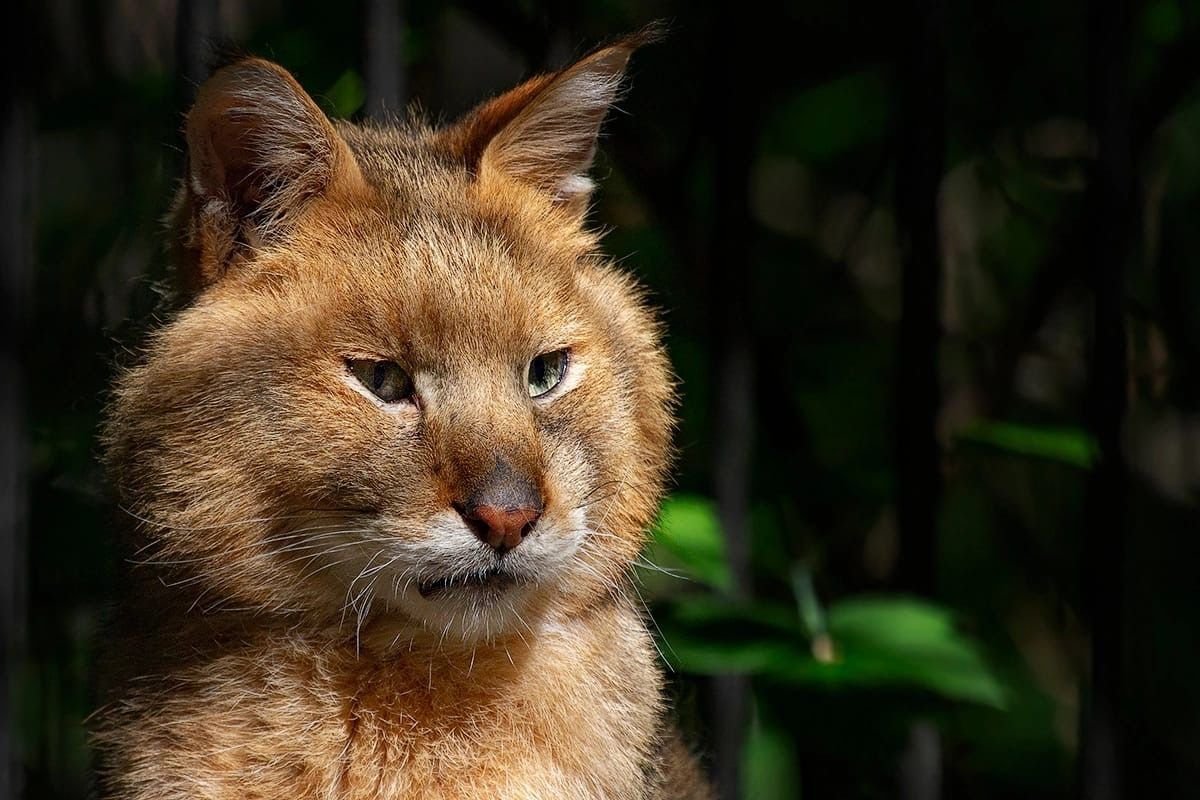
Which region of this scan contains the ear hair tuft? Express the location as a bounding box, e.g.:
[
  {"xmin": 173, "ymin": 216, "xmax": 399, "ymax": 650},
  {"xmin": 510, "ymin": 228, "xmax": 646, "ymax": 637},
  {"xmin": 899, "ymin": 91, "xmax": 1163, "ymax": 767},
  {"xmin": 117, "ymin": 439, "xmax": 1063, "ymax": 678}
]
[
  {"xmin": 203, "ymin": 42, "xmax": 255, "ymax": 77},
  {"xmin": 439, "ymin": 25, "xmax": 663, "ymax": 217}
]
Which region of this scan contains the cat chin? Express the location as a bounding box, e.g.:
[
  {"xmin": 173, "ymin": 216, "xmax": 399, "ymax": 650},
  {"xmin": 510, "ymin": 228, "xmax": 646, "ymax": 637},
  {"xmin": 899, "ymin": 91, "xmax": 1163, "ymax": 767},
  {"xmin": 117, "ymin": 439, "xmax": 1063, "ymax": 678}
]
[{"xmin": 390, "ymin": 578, "xmax": 543, "ymax": 644}]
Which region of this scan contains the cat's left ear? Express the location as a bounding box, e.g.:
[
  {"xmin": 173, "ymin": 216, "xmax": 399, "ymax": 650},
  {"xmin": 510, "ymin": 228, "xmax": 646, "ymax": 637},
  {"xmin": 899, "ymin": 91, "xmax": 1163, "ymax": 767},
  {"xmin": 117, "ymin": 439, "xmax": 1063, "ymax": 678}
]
[{"xmin": 442, "ymin": 28, "xmax": 659, "ymax": 218}]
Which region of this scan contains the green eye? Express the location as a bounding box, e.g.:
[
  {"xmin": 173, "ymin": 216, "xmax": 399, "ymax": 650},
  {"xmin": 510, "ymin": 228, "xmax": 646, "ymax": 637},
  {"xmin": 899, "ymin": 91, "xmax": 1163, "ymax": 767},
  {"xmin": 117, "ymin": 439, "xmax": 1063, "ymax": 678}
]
[
  {"xmin": 347, "ymin": 359, "xmax": 414, "ymax": 404},
  {"xmin": 527, "ymin": 350, "xmax": 569, "ymax": 398}
]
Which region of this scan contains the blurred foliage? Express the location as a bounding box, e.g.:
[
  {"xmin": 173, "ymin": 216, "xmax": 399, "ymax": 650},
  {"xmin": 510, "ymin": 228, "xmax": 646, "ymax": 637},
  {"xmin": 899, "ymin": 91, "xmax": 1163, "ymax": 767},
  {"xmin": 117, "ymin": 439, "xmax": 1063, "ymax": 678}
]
[
  {"xmin": 15, "ymin": 1, "xmax": 1200, "ymax": 798},
  {"xmin": 650, "ymin": 495, "xmax": 732, "ymax": 591},
  {"xmin": 657, "ymin": 592, "xmax": 1007, "ymax": 708},
  {"xmin": 956, "ymin": 422, "xmax": 1098, "ymax": 468},
  {"xmin": 323, "ymin": 69, "xmax": 367, "ymax": 118},
  {"xmin": 761, "ymin": 70, "xmax": 892, "ymax": 167}
]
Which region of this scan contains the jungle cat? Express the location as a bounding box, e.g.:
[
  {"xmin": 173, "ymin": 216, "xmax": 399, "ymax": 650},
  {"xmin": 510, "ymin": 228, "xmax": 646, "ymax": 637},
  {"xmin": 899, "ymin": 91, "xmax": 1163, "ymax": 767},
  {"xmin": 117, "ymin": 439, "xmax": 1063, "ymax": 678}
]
[{"xmin": 92, "ymin": 30, "xmax": 711, "ymax": 800}]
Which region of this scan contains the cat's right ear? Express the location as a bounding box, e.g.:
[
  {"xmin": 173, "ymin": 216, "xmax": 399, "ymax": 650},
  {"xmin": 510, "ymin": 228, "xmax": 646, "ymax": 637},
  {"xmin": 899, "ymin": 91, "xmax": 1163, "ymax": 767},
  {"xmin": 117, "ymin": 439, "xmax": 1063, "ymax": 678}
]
[{"xmin": 175, "ymin": 58, "xmax": 363, "ymax": 294}]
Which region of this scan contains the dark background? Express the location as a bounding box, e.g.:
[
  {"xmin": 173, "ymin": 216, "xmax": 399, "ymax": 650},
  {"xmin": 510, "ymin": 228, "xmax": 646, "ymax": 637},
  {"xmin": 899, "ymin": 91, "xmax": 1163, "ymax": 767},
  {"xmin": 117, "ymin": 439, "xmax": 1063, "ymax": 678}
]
[{"xmin": 4, "ymin": 1, "xmax": 1200, "ymax": 798}]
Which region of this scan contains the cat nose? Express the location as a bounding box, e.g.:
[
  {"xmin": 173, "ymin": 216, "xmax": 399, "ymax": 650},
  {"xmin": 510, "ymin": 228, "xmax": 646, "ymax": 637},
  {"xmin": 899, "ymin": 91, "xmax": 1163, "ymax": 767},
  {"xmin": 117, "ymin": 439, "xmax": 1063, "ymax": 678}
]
[
  {"xmin": 456, "ymin": 503, "xmax": 541, "ymax": 553},
  {"xmin": 450, "ymin": 457, "xmax": 544, "ymax": 553}
]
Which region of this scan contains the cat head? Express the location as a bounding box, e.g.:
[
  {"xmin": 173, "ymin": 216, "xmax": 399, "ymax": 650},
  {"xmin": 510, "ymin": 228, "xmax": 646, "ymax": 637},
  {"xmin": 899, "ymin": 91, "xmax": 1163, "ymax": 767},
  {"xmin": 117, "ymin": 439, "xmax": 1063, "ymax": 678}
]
[{"xmin": 105, "ymin": 32, "xmax": 674, "ymax": 644}]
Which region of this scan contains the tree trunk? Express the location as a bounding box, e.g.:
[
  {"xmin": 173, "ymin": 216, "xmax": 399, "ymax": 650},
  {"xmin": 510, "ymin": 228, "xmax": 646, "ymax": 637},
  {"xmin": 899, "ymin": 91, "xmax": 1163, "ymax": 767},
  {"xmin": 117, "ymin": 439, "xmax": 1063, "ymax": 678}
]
[
  {"xmin": 175, "ymin": 0, "xmax": 220, "ymax": 103},
  {"xmin": 894, "ymin": 0, "xmax": 945, "ymax": 602},
  {"xmin": 1080, "ymin": 1, "xmax": 1132, "ymax": 798},
  {"xmin": 894, "ymin": 1, "xmax": 946, "ymax": 797},
  {"xmin": 365, "ymin": 0, "xmax": 405, "ymax": 120},
  {"xmin": 1, "ymin": 1, "xmax": 35, "ymax": 795},
  {"xmin": 709, "ymin": 17, "xmax": 757, "ymax": 800}
]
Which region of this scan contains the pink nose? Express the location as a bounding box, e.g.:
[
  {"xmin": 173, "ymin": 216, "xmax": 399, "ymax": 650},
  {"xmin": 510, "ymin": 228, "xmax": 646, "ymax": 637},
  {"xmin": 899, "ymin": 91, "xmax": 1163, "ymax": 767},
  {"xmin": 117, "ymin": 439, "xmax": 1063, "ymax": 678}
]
[{"xmin": 458, "ymin": 504, "xmax": 541, "ymax": 553}]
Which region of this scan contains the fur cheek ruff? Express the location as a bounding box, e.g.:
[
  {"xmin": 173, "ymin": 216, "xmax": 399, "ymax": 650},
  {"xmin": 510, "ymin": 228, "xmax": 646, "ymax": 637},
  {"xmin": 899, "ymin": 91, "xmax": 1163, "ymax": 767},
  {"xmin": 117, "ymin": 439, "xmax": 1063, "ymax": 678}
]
[{"xmin": 95, "ymin": 26, "xmax": 712, "ymax": 800}]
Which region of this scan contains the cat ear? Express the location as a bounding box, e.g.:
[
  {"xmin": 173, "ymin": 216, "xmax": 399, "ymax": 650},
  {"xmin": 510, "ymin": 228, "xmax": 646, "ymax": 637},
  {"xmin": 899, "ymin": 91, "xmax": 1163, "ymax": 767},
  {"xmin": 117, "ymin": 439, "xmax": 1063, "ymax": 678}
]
[
  {"xmin": 177, "ymin": 58, "xmax": 362, "ymax": 291},
  {"xmin": 443, "ymin": 30, "xmax": 658, "ymax": 217}
]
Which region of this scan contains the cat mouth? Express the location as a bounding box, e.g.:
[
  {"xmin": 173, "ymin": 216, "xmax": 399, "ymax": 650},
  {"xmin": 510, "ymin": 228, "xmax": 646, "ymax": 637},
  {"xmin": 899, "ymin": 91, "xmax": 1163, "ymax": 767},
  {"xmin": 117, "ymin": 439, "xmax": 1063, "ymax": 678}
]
[{"xmin": 416, "ymin": 568, "xmax": 521, "ymax": 598}]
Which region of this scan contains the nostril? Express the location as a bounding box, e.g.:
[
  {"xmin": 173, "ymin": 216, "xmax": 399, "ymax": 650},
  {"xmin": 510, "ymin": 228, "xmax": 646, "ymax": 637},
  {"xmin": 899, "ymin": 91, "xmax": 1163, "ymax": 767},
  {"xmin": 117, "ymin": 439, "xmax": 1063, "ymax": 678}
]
[
  {"xmin": 452, "ymin": 502, "xmax": 487, "ymax": 538},
  {"xmin": 456, "ymin": 502, "xmax": 541, "ymax": 552}
]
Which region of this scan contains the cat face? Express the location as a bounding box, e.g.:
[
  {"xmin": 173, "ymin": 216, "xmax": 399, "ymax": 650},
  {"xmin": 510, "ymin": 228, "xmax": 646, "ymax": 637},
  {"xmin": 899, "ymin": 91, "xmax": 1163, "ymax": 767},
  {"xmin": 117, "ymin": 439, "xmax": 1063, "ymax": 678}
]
[{"xmin": 106, "ymin": 38, "xmax": 673, "ymax": 643}]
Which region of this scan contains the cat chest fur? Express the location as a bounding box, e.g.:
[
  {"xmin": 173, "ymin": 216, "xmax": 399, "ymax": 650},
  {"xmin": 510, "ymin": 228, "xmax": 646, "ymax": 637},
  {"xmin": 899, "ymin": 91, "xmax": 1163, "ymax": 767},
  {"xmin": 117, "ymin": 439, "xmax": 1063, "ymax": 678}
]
[
  {"xmin": 102, "ymin": 607, "xmax": 666, "ymax": 799},
  {"xmin": 335, "ymin": 612, "xmax": 664, "ymax": 798}
]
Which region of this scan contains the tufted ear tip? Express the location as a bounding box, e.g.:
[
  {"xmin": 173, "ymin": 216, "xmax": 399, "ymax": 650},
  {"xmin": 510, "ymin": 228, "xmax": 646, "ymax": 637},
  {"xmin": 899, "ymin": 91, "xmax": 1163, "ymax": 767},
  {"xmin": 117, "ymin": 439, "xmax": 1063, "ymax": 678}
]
[
  {"xmin": 439, "ymin": 26, "xmax": 663, "ymax": 216},
  {"xmin": 606, "ymin": 21, "xmax": 669, "ymax": 53}
]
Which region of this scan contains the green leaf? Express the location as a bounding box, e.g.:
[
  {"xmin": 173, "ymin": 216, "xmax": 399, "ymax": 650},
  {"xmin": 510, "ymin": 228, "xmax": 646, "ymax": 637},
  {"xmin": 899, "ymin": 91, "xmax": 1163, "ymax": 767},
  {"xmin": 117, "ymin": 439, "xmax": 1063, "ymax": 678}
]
[
  {"xmin": 1144, "ymin": 1, "xmax": 1183, "ymax": 44},
  {"xmin": 656, "ymin": 598, "xmax": 806, "ymax": 673},
  {"xmin": 648, "ymin": 494, "xmax": 732, "ymax": 591},
  {"xmin": 656, "ymin": 595, "xmax": 1005, "ymax": 708},
  {"xmin": 957, "ymin": 420, "xmax": 1098, "ymax": 468},
  {"xmin": 761, "ymin": 71, "xmax": 891, "ymax": 164},
  {"xmin": 743, "ymin": 704, "xmax": 803, "ymax": 800},
  {"xmin": 813, "ymin": 597, "xmax": 1007, "ymax": 708},
  {"xmin": 323, "ymin": 69, "xmax": 365, "ymax": 119}
]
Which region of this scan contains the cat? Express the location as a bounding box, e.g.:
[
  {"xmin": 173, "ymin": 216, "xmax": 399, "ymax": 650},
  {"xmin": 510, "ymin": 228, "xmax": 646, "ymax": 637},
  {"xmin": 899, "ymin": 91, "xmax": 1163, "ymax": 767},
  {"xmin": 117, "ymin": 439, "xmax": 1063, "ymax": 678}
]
[{"xmin": 92, "ymin": 29, "xmax": 712, "ymax": 800}]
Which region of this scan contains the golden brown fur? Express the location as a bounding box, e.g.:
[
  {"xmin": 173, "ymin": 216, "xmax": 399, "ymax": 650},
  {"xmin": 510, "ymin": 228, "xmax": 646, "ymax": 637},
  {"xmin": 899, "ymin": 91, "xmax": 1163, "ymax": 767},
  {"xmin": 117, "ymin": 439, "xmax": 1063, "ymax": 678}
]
[{"xmin": 94, "ymin": 32, "xmax": 709, "ymax": 800}]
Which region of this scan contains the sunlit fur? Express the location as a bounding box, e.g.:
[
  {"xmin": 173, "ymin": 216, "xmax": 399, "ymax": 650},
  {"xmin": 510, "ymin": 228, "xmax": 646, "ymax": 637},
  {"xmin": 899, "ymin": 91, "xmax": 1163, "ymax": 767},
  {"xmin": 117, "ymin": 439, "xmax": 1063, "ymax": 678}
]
[{"xmin": 94, "ymin": 31, "xmax": 711, "ymax": 800}]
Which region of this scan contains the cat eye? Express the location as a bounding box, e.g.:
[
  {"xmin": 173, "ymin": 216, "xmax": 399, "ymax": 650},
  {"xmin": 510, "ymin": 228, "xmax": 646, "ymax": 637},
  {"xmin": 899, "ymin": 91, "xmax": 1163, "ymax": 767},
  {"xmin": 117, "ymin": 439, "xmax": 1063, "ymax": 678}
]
[
  {"xmin": 527, "ymin": 349, "xmax": 569, "ymax": 398},
  {"xmin": 347, "ymin": 359, "xmax": 414, "ymax": 404}
]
